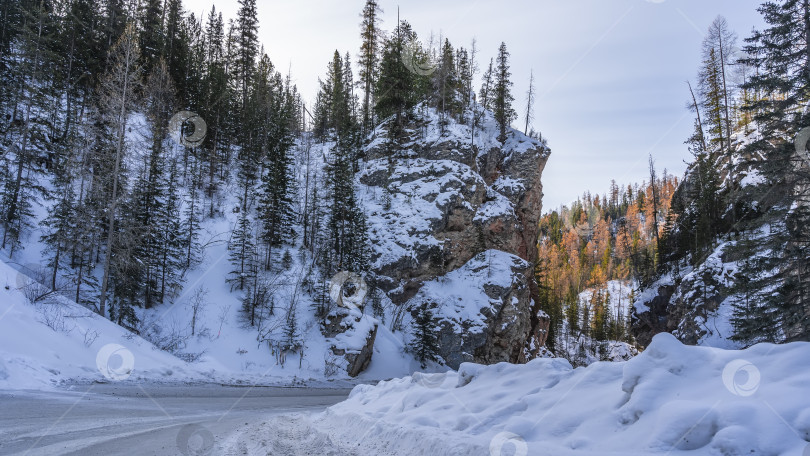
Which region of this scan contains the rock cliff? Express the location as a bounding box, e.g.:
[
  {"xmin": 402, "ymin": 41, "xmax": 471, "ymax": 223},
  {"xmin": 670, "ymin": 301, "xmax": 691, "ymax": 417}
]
[{"xmin": 358, "ymin": 106, "xmax": 550, "ymax": 369}]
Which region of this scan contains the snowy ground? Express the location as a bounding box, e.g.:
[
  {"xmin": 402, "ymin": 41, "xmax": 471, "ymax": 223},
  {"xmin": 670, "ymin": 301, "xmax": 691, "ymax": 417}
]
[
  {"xmin": 265, "ymin": 333, "xmax": 810, "ymax": 456},
  {"xmin": 0, "ymin": 255, "xmax": 409, "ymax": 390},
  {"xmin": 0, "ymin": 384, "xmax": 350, "ymax": 455}
]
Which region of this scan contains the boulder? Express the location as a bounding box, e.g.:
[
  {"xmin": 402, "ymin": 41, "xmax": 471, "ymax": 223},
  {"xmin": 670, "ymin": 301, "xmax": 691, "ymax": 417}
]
[{"xmin": 322, "ymin": 308, "xmax": 378, "ymax": 377}]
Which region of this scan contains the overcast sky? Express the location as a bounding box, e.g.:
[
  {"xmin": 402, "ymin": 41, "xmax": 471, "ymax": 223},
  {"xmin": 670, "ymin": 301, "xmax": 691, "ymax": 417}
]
[{"xmin": 184, "ymin": 0, "xmax": 765, "ymax": 211}]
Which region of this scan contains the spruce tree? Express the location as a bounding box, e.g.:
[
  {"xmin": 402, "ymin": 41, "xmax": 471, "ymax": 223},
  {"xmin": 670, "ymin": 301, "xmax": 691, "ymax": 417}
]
[
  {"xmin": 258, "ymin": 71, "xmax": 297, "ymax": 269},
  {"xmin": 479, "ymin": 58, "xmax": 494, "ymax": 111},
  {"xmin": 137, "ymin": 0, "xmax": 163, "ymax": 77},
  {"xmin": 409, "ymin": 303, "xmax": 440, "ymax": 368},
  {"xmin": 433, "ymin": 38, "xmax": 460, "ymax": 123},
  {"xmin": 235, "ymin": 0, "xmax": 258, "ymax": 112},
  {"xmin": 730, "ymin": 0, "xmax": 810, "ymax": 342},
  {"xmin": 358, "ymin": 0, "xmax": 382, "ymax": 134},
  {"xmin": 228, "ymin": 208, "xmax": 257, "ymax": 292},
  {"xmin": 493, "ymin": 43, "xmax": 516, "ymax": 143},
  {"xmin": 374, "ymin": 21, "xmax": 425, "ymax": 136}
]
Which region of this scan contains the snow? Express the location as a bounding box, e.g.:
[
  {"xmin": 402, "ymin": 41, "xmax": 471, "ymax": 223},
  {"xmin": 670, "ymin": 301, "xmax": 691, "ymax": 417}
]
[
  {"xmin": 358, "ymin": 157, "xmax": 479, "ymax": 270},
  {"xmin": 634, "ymin": 224, "xmax": 781, "ymax": 349},
  {"xmin": 312, "ymin": 333, "xmax": 810, "ymax": 455},
  {"xmin": 740, "ymin": 169, "xmax": 765, "ymax": 187},
  {"xmin": 553, "ymin": 280, "xmax": 639, "ymax": 365},
  {"xmin": 368, "ymin": 103, "xmax": 549, "ymax": 163},
  {"xmin": 0, "ymin": 133, "xmax": 420, "ymax": 390},
  {"xmin": 328, "ymin": 309, "xmax": 378, "ymax": 353},
  {"xmin": 0, "ymin": 258, "xmax": 200, "ymax": 390},
  {"xmin": 407, "ymin": 250, "xmax": 528, "ymax": 332},
  {"xmin": 474, "ymin": 186, "xmax": 516, "ymax": 223}
]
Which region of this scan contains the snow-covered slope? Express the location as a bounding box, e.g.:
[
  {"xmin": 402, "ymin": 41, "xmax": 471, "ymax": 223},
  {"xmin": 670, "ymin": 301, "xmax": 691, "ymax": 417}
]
[
  {"xmin": 306, "ymin": 333, "xmax": 810, "ymax": 455},
  {"xmin": 0, "ymin": 251, "xmax": 417, "ymax": 389},
  {"xmin": 0, "ymin": 258, "xmax": 201, "ymax": 389},
  {"xmin": 553, "ymin": 280, "xmax": 639, "ymax": 366}
]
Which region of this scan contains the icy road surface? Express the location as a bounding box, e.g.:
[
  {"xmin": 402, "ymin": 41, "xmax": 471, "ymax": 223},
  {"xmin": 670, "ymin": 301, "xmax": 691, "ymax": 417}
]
[{"xmin": 0, "ymin": 384, "xmax": 351, "ymax": 455}]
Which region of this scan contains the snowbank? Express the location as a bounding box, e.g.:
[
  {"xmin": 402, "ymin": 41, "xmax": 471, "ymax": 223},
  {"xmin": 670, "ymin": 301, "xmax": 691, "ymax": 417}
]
[{"xmin": 313, "ymin": 333, "xmax": 810, "ymax": 455}]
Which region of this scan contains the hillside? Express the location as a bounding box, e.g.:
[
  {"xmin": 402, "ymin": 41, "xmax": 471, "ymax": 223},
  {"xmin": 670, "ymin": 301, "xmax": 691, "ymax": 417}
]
[{"xmin": 0, "ymin": 100, "xmax": 550, "ymax": 389}]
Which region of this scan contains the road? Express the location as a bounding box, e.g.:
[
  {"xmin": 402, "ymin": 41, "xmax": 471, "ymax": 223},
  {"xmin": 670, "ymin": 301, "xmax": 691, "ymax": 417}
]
[{"xmin": 0, "ymin": 384, "xmax": 352, "ymax": 456}]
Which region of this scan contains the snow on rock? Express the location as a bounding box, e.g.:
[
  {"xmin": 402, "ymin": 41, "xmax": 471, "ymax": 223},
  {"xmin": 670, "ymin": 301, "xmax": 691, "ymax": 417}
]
[
  {"xmin": 358, "ymin": 104, "xmax": 550, "ymax": 366},
  {"xmin": 404, "ymin": 250, "xmax": 533, "ymax": 369},
  {"xmin": 632, "ymin": 231, "xmax": 774, "ymax": 349},
  {"xmin": 312, "ymin": 333, "xmax": 810, "ymax": 455},
  {"xmin": 322, "ymin": 307, "xmax": 379, "ymax": 377}
]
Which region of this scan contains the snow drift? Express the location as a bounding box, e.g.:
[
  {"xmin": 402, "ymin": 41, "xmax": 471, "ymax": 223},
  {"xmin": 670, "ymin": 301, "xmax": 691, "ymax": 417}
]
[{"xmin": 311, "ymin": 333, "xmax": 810, "ymax": 455}]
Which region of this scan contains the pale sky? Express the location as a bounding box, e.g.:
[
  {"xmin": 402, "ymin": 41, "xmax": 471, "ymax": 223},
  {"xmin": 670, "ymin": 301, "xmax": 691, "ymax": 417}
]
[{"xmin": 184, "ymin": 0, "xmax": 765, "ymax": 211}]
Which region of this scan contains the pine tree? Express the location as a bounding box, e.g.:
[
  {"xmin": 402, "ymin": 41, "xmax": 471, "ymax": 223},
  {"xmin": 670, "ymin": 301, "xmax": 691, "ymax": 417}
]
[
  {"xmin": 358, "ymin": 0, "xmax": 382, "ymax": 134},
  {"xmin": 456, "ymin": 45, "xmax": 473, "ymax": 116},
  {"xmin": 183, "ymin": 157, "xmax": 202, "ymax": 269},
  {"xmin": 493, "ymin": 43, "xmax": 516, "ymax": 143},
  {"xmin": 40, "ymin": 166, "xmax": 76, "ymax": 291},
  {"xmin": 433, "ymin": 38, "xmax": 460, "ymax": 124},
  {"xmin": 479, "ymin": 58, "xmax": 494, "ymax": 111},
  {"xmin": 234, "ymin": 0, "xmax": 258, "ymax": 112},
  {"xmin": 163, "ymin": 0, "xmax": 192, "ymax": 105},
  {"xmin": 704, "ymin": 16, "xmax": 737, "ymax": 186},
  {"xmin": 258, "ymin": 70, "xmax": 296, "ymax": 269},
  {"xmin": 730, "ymin": 0, "xmax": 810, "ymax": 342},
  {"xmin": 282, "ymin": 301, "xmax": 300, "ymax": 351},
  {"xmin": 324, "ymin": 140, "xmax": 369, "ymax": 274},
  {"xmin": 228, "ymin": 208, "xmax": 256, "ymax": 292},
  {"xmin": 374, "ymin": 21, "xmax": 425, "ymax": 136},
  {"xmin": 1, "ymin": 0, "xmax": 62, "ymax": 255},
  {"xmin": 698, "ymin": 48, "xmax": 727, "ymax": 153},
  {"xmin": 137, "ymin": 0, "xmax": 163, "ymax": 77},
  {"xmin": 201, "ymin": 6, "xmax": 229, "ymax": 216},
  {"xmin": 409, "ymin": 303, "xmax": 440, "ymax": 368}
]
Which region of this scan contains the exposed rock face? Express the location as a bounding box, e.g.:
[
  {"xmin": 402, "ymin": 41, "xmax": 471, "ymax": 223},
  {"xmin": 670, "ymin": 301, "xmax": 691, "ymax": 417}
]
[
  {"xmin": 359, "ymin": 107, "xmax": 550, "ymax": 369},
  {"xmin": 408, "ymin": 251, "xmax": 534, "ymax": 369},
  {"xmin": 633, "ymin": 248, "xmax": 731, "ymax": 347},
  {"xmin": 322, "ymin": 308, "xmax": 378, "ymax": 377}
]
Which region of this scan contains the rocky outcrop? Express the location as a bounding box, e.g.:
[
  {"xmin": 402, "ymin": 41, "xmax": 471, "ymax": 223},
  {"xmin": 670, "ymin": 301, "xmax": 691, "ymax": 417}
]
[
  {"xmin": 407, "ymin": 251, "xmax": 533, "ymax": 369},
  {"xmin": 360, "ymin": 106, "xmax": 550, "ymax": 369},
  {"xmin": 322, "ymin": 308, "xmax": 378, "ymax": 377},
  {"xmin": 632, "ymin": 247, "xmax": 733, "ymax": 347}
]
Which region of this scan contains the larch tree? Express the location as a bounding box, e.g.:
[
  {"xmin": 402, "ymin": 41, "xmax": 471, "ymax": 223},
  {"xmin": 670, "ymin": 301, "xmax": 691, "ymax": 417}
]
[
  {"xmin": 524, "ymin": 69, "xmax": 536, "ymax": 135},
  {"xmin": 97, "ymin": 23, "xmax": 142, "ymax": 319}
]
